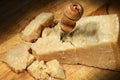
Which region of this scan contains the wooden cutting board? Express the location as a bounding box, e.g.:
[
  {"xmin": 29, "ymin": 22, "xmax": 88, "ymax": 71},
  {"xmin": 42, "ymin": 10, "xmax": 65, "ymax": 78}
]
[{"xmin": 0, "ymin": 0, "xmax": 120, "ymax": 80}]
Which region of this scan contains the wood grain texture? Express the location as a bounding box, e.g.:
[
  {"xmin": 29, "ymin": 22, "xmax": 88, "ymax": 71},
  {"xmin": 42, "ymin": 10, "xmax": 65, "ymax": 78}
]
[
  {"xmin": 63, "ymin": 65, "xmax": 120, "ymax": 80},
  {"xmin": 0, "ymin": 0, "xmax": 120, "ymax": 80}
]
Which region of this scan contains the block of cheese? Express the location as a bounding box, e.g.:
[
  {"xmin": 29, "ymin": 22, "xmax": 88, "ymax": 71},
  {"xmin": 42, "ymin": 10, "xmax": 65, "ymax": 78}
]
[
  {"xmin": 21, "ymin": 12, "xmax": 54, "ymax": 42},
  {"xmin": 0, "ymin": 42, "xmax": 34, "ymax": 73},
  {"xmin": 31, "ymin": 36, "xmax": 78, "ymax": 64},
  {"xmin": 27, "ymin": 59, "xmax": 65, "ymax": 80},
  {"xmin": 68, "ymin": 14, "xmax": 120, "ymax": 71},
  {"xmin": 31, "ymin": 14, "xmax": 120, "ymax": 71},
  {"xmin": 63, "ymin": 64, "xmax": 120, "ymax": 80}
]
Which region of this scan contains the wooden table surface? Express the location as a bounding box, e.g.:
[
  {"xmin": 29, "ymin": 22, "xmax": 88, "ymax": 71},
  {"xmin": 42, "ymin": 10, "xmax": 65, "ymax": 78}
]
[{"xmin": 0, "ymin": 0, "xmax": 120, "ymax": 80}]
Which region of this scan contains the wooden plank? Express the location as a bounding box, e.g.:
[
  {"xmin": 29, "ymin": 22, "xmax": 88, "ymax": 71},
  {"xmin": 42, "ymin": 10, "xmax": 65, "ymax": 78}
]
[{"xmin": 63, "ymin": 65, "xmax": 120, "ymax": 80}]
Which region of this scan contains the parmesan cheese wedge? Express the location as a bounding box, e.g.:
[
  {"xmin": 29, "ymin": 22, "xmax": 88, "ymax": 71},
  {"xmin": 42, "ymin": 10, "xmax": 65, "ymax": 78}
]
[
  {"xmin": 0, "ymin": 42, "xmax": 34, "ymax": 73},
  {"xmin": 27, "ymin": 59, "xmax": 65, "ymax": 80},
  {"xmin": 21, "ymin": 12, "xmax": 54, "ymax": 42},
  {"xmin": 31, "ymin": 14, "xmax": 120, "ymax": 71}
]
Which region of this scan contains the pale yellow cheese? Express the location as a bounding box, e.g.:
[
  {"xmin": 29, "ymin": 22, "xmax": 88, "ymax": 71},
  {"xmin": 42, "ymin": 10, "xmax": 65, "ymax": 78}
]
[
  {"xmin": 46, "ymin": 59, "xmax": 65, "ymax": 79},
  {"xmin": 27, "ymin": 60, "xmax": 49, "ymax": 80},
  {"xmin": 31, "ymin": 14, "xmax": 120, "ymax": 71},
  {"xmin": 27, "ymin": 59, "xmax": 65, "ymax": 80},
  {"xmin": 21, "ymin": 12, "xmax": 54, "ymax": 42},
  {"xmin": 0, "ymin": 42, "xmax": 34, "ymax": 73},
  {"xmin": 31, "ymin": 36, "xmax": 77, "ymax": 64},
  {"xmin": 65, "ymin": 14, "xmax": 120, "ymax": 70}
]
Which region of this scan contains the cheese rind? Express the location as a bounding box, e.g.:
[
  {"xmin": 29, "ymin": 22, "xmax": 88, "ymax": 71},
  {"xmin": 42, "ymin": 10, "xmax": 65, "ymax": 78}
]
[
  {"xmin": 31, "ymin": 14, "xmax": 120, "ymax": 71},
  {"xmin": 21, "ymin": 12, "xmax": 54, "ymax": 42},
  {"xmin": 0, "ymin": 42, "xmax": 34, "ymax": 73}
]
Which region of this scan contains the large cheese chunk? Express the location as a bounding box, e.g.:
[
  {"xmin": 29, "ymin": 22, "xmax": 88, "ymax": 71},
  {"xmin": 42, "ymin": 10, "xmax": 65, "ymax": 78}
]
[
  {"xmin": 67, "ymin": 14, "xmax": 120, "ymax": 71},
  {"xmin": 31, "ymin": 36, "xmax": 77, "ymax": 64},
  {"xmin": 0, "ymin": 42, "xmax": 34, "ymax": 73},
  {"xmin": 21, "ymin": 12, "xmax": 54, "ymax": 42},
  {"xmin": 31, "ymin": 14, "xmax": 120, "ymax": 71},
  {"xmin": 27, "ymin": 59, "xmax": 65, "ymax": 80}
]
